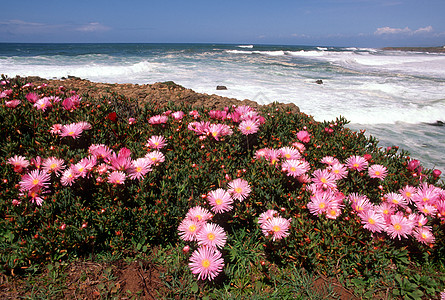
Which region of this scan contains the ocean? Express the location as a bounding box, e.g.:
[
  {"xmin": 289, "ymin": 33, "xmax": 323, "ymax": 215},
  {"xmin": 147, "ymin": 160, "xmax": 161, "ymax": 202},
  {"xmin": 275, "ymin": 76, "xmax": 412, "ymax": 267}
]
[{"xmin": 1, "ymin": 43, "xmax": 444, "ymax": 174}]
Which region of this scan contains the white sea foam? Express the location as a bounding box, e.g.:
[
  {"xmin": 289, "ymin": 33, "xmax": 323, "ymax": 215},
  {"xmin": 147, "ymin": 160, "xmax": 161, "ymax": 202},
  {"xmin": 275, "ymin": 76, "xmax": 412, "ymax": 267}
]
[{"xmin": 237, "ymin": 45, "xmax": 254, "ymax": 48}]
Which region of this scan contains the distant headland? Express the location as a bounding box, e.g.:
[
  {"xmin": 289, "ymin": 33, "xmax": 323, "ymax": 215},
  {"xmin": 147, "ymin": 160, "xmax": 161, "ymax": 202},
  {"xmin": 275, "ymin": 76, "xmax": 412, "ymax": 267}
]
[{"xmin": 382, "ymin": 46, "xmax": 445, "ymax": 53}]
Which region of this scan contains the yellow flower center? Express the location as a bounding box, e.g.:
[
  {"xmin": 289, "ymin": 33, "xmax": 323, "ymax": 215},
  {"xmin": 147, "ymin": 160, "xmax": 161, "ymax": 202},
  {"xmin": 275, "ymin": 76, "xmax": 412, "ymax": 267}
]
[
  {"xmin": 329, "ymin": 209, "xmax": 337, "ymax": 216},
  {"xmin": 202, "ymin": 259, "xmax": 210, "ymax": 268},
  {"xmin": 353, "ymin": 163, "xmax": 359, "ymax": 168},
  {"xmin": 319, "ymin": 203, "xmax": 325, "ymax": 209},
  {"xmin": 136, "ymin": 167, "xmax": 142, "ymax": 172},
  {"xmin": 285, "ymin": 154, "xmax": 291, "ymax": 159},
  {"xmin": 272, "ymin": 225, "xmax": 281, "ymax": 232},
  {"xmin": 215, "ymin": 198, "xmax": 222, "ymax": 205},
  {"xmin": 212, "ymin": 131, "xmax": 218, "ymax": 137},
  {"xmin": 321, "ymin": 178, "xmax": 327, "ymax": 183},
  {"xmin": 50, "ymin": 163, "xmax": 57, "ymax": 169},
  {"xmin": 189, "ymin": 224, "xmax": 197, "ymax": 232},
  {"xmin": 235, "ymin": 187, "xmax": 242, "ymax": 194},
  {"xmin": 368, "ymin": 218, "xmax": 375, "ymax": 225},
  {"xmin": 422, "ymin": 197, "xmax": 428, "ymax": 202},
  {"xmin": 394, "ymin": 223, "xmax": 402, "ymax": 231},
  {"xmin": 421, "ymin": 233, "xmax": 427, "ymax": 239},
  {"xmin": 375, "ymin": 171, "xmax": 380, "ymax": 176},
  {"xmin": 68, "ymin": 131, "xmax": 75, "ymax": 136},
  {"xmin": 32, "ymin": 179, "xmax": 39, "ymax": 185},
  {"xmin": 290, "ymin": 167, "xmax": 296, "ymax": 172},
  {"xmin": 207, "ymin": 233, "xmax": 215, "ymax": 241},
  {"xmin": 245, "ymin": 126, "xmax": 251, "ymax": 131},
  {"xmin": 151, "ymin": 157, "xmax": 157, "ymax": 162},
  {"xmin": 196, "ymin": 215, "xmax": 202, "ymax": 221}
]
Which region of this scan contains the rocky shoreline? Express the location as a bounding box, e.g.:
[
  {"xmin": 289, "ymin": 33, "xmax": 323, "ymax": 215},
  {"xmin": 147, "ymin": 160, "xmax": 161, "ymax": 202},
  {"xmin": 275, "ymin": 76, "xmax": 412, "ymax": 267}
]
[{"xmin": 22, "ymin": 76, "xmax": 300, "ymax": 113}]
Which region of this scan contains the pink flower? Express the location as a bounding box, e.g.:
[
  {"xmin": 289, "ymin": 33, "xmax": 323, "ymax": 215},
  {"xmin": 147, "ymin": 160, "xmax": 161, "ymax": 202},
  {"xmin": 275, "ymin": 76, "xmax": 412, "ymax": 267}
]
[
  {"xmin": 33, "ymin": 97, "xmax": 52, "ymax": 112},
  {"xmin": 239, "ymin": 119, "xmax": 260, "ymax": 135},
  {"xmin": 227, "ymin": 178, "xmax": 251, "ymax": 201},
  {"xmin": 50, "ymin": 124, "xmax": 63, "ymax": 135},
  {"xmin": 258, "ymin": 210, "xmax": 278, "ymax": 225},
  {"xmin": 358, "ymin": 209, "xmax": 386, "ymax": 233},
  {"xmin": 148, "ymin": 115, "xmax": 168, "ymax": 125},
  {"xmin": 413, "ymin": 226, "xmax": 435, "ymax": 244},
  {"xmin": 407, "ymin": 159, "xmax": 420, "ymax": 171},
  {"xmin": 385, "ymin": 213, "xmax": 414, "ymax": 240},
  {"xmin": 432, "ymin": 169, "xmax": 442, "ymax": 178},
  {"xmin": 261, "ymin": 216, "xmax": 291, "ymax": 241},
  {"xmin": 207, "ymin": 188, "xmax": 233, "ymax": 214},
  {"xmin": 108, "ymin": 152, "xmax": 132, "ymax": 171},
  {"xmin": 5, "ymin": 100, "xmax": 21, "ymax": 108},
  {"xmin": 59, "ymin": 123, "xmax": 84, "ymax": 139},
  {"xmin": 296, "ymin": 130, "xmax": 311, "ymax": 143},
  {"xmin": 307, "ymin": 190, "xmax": 336, "ymax": 216},
  {"xmin": 320, "ymin": 156, "xmax": 340, "ymax": 166},
  {"xmin": 128, "ymin": 158, "xmax": 152, "ymax": 180},
  {"xmin": 312, "ymin": 169, "xmax": 337, "ymax": 190},
  {"xmin": 384, "ymin": 192, "xmax": 408, "ymax": 208},
  {"xmin": 73, "ymin": 157, "xmax": 96, "ymax": 178},
  {"xmin": 189, "ymin": 110, "xmax": 200, "ymax": 119},
  {"xmin": 26, "ymin": 92, "xmax": 39, "ymax": 104},
  {"xmin": 60, "ymin": 167, "xmax": 78, "ymax": 186},
  {"xmin": 107, "ymin": 171, "xmax": 126, "ymax": 184},
  {"xmin": 329, "ymin": 163, "xmax": 348, "ymax": 180},
  {"xmin": 282, "ymin": 159, "xmax": 310, "ymax": 178},
  {"xmin": 345, "ymin": 155, "xmax": 369, "ymax": 171},
  {"xmin": 185, "ymin": 206, "xmax": 213, "ymax": 222},
  {"xmin": 197, "ymin": 223, "xmax": 227, "ymax": 249},
  {"xmin": 412, "ymin": 183, "xmax": 440, "ymax": 206},
  {"xmin": 89, "ymin": 144, "xmax": 112, "ymax": 160},
  {"xmin": 189, "ymin": 246, "xmax": 224, "ymax": 281},
  {"xmin": 128, "ymin": 117, "xmax": 136, "ymax": 125},
  {"xmin": 292, "ymin": 142, "xmax": 306, "ymax": 153},
  {"xmin": 399, "ymin": 185, "xmax": 417, "ymax": 202},
  {"xmin": 145, "ymin": 150, "xmax": 165, "ymax": 165},
  {"xmin": 368, "ymin": 164, "xmax": 388, "ymax": 180},
  {"xmin": 178, "ymin": 218, "xmax": 203, "ymax": 241},
  {"xmin": 172, "ymin": 111, "xmax": 185, "ymax": 120},
  {"xmin": 42, "ymin": 157, "xmax": 65, "ymax": 175},
  {"xmin": 7, "ymin": 155, "xmax": 30, "ymax": 173},
  {"xmin": 19, "ymin": 169, "xmax": 51, "ymax": 192},
  {"xmin": 348, "ymin": 193, "xmax": 373, "ymax": 213},
  {"xmin": 280, "ymin": 147, "xmax": 301, "ymax": 160},
  {"xmin": 254, "ymin": 148, "xmax": 270, "ymax": 160},
  {"xmin": 145, "ymin": 135, "xmax": 167, "ymax": 150}
]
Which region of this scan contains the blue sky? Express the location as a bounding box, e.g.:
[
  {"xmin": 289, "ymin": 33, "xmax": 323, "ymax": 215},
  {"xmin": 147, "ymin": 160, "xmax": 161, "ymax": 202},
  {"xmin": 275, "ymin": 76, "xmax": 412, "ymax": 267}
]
[{"xmin": 1, "ymin": 0, "xmax": 444, "ymax": 47}]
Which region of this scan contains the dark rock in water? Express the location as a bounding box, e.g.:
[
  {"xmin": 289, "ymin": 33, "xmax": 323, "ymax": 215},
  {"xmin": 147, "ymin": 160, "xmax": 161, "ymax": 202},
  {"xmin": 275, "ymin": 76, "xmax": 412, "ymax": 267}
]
[
  {"xmin": 428, "ymin": 121, "xmax": 445, "ymax": 126},
  {"xmin": 315, "ymin": 80, "xmax": 323, "ymax": 84},
  {"xmin": 216, "ymin": 85, "xmax": 228, "ymax": 90}
]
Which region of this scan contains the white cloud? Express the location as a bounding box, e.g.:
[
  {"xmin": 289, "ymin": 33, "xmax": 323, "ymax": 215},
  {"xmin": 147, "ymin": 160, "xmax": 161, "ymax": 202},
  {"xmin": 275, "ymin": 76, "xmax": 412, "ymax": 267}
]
[
  {"xmin": 375, "ymin": 25, "xmax": 434, "ymax": 36},
  {"xmin": 75, "ymin": 22, "xmax": 110, "ymax": 32}
]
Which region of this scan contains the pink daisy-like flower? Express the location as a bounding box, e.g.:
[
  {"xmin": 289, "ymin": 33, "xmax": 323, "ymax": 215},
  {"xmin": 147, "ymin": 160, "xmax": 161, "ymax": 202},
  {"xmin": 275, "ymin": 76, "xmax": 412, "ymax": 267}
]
[
  {"xmin": 19, "ymin": 169, "xmax": 51, "ymax": 192},
  {"xmin": 28, "ymin": 189, "xmax": 44, "ymax": 206},
  {"xmin": 385, "ymin": 213, "xmax": 414, "ymax": 240},
  {"xmin": 128, "ymin": 158, "xmax": 152, "ymax": 180},
  {"xmin": 5, "ymin": 100, "xmax": 21, "ymax": 108},
  {"xmin": 7, "ymin": 155, "xmax": 30, "ymax": 173},
  {"xmin": 41, "ymin": 157, "xmax": 65, "ymax": 175},
  {"xmin": 282, "ymin": 159, "xmax": 310, "ymax": 178},
  {"xmin": 89, "ymin": 144, "xmax": 112, "ymax": 160},
  {"xmin": 148, "ymin": 115, "xmax": 168, "ymax": 125},
  {"xmin": 416, "ymin": 203, "xmax": 437, "ymax": 216},
  {"xmin": 207, "ymin": 188, "xmax": 233, "ymax": 213},
  {"xmin": 208, "ymin": 123, "xmax": 232, "ymax": 140},
  {"xmin": 227, "ymin": 178, "xmax": 251, "ymax": 201},
  {"xmin": 312, "ymin": 169, "xmax": 337, "ymax": 190},
  {"xmin": 292, "ymin": 142, "xmax": 306, "ymax": 153},
  {"xmin": 266, "ymin": 149, "xmax": 281, "ymax": 165},
  {"xmin": 345, "ymin": 155, "xmax": 369, "ymax": 171},
  {"xmin": 320, "ymin": 156, "xmax": 340, "ymax": 166},
  {"xmin": 59, "ymin": 123, "xmax": 84, "ymax": 139},
  {"xmin": 26, "ymin": 92, "xmax": 39, "ymax": 104},
  {"xmin": 358, "ymin": 209, "xmax": 386, "ymax": 233},
  {"xmin": 171, "ymin": 111, "xmax": 185, "ymax": 120},
  {"xmin": 239, "ymin": 119, "xmax": 260, "ymax": 135},
  {"xmin": 368, "ymin": 164, "xmax": 388, "ymax": 181},
  {"xmin": 325, "ymin": 205, "xmax": 342, "ymax": 220},
  {"xmin": 73, "ymin": 157, "xmax": 96, "ymax": 178},
  {"xmin": 197, "ymin": 223, "xmax": 227, "ymax": 249},
  {"xmin": 50, "ymin": 124, "xmax": 63, "ymax": 135},
  {"xmin": 307, "ymin": 190, "xmax": 333, "ymax": 216},
  {"xmin": 254, "ymin": 148, "xmax": 270, "ymax": 160},
  {"xmin": 384, "ymin": 192, "xmax": 408, "ymax": 208},
  {"xmin": 376, "ymin": 202, "xmax": 395, "ymax": 222},
  {"xmin": 280, "ymin": 147, "xmax": 301, "ymax": 160},
  {"xmin": 329, "ymin": 163, "xmax": 348, "ymax": 180},
  {"xmin": 145, "ymin": 135, "xmax": 167, "ymax": 150},
  {"xmin": 296, "ymin": 130, "xmax": 311, "ymax": 143},
  {"xmin": 399, "ymin": 185, "xmax": 417, "ymax": 202},
  {"xmin": 189, "ymin": 246, "xmax": 224, "ymax": 281},
  {"xmin": 33, "ymin": 97, "xmax": 52, "ymax": 112},
  {"xmin": 178, "ymin": 218, "xmax": 203, "ymax": 241},
  {"xmin": 145, "ymin": 150, "xmax": 165, "ymax": 165},
  {"xmin": 107, "ymin": 171, "xmax": 126, "ymax": 185},
  {"xmin": 413, "ymin": 226, "xmax": 435, "ymax": 245},
  {"xmin": 258, "ymin": 209, "xmax": 278, "ymax": 225},
  {"xmin": 108, "ymin": 152, "xmax": 132, "ymax": 172},
  {"xmin": 348, "ymin": 193, "xmax": 373, "ymax": 213},
  {"xmin": 185, "ymin": 206, "xmax": 213, "ymax": 222},
  {"xmin": 60, "ymin": 167, "xmax": 78, "ymax": 186},
  {"xmin": 261, "ymin": 216, "xmax": 291, "ymax": 241},
  {"xmin": 412, "ymin": 183, "xmax": 440, "ymax": 206}
]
